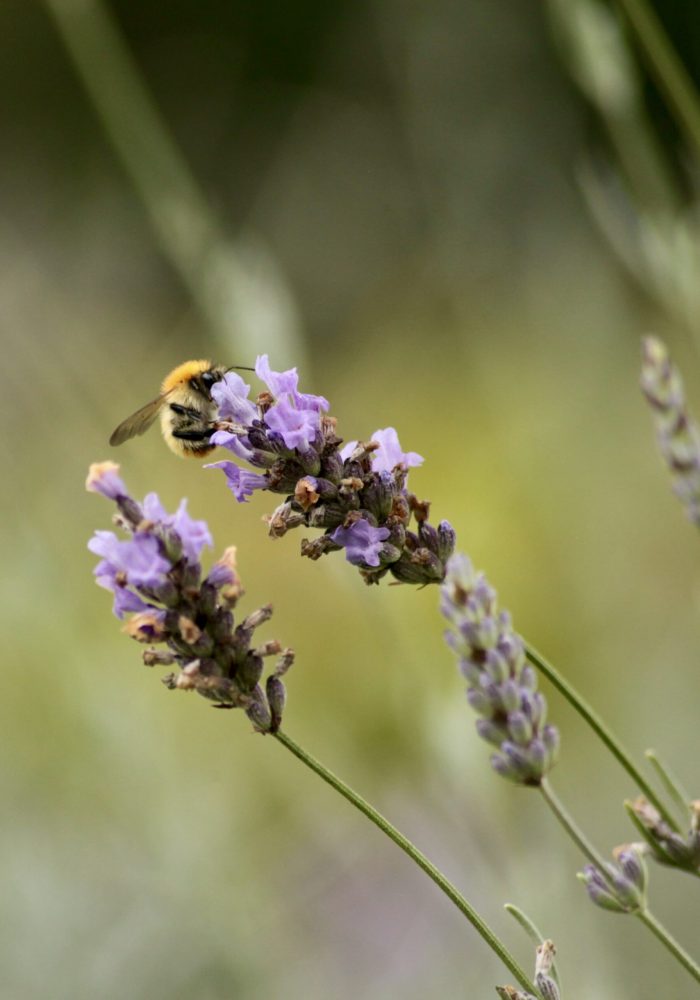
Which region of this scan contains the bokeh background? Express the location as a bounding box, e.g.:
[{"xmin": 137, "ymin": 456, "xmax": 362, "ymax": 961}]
[{"xmin": 3, "ymin": 2, "xmax": 700, "ymax": 997}]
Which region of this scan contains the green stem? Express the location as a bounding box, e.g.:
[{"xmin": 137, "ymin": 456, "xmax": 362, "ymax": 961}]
[
  {"xmin": 273, "ymin": 729, "xmax": 538, "ymax": 996},
  {"xmin": 614, "ymin": 0, "xmax": 700, "ymax": 161},
  {"xmin": 541, "ymin": 781, "xmax": 700, "ymax": 985},
  {"xmin": 637, "ymin": 907, "xmax": 700, "ymax": 985},
  {"xmin": 525, "ymin": 643, "xmax": 679, "ymax": 832},
  {"xmin": 539, "ymin": 779, "xmax": 609, "ymax": 872}
]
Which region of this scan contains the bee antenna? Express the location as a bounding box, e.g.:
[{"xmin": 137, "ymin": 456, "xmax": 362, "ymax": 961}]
[{"xmin": 226, "ymin": 364, "xmax": 256, "ymax": 373}]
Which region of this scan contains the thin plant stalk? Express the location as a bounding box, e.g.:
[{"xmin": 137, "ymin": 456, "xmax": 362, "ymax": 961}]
[
  {"xmin": 637, "ymin": 908, "xmax": 700, "ymax": 986},
  {"xmin": 540, "ymin": 779, "xmax": 700, "ymax": 986},
  {"xmin": 273, "ymin": 729, "xmax": 539, "ymax": 996},
  {"xmin": 43, "ymin": 0, "xmax": 303, "ymax": 364},
  {"xmin": 525, "ymin": 643, "xmax": 679, "ymax": 831},
  {"xmin": 614, "ymin": 0, "xmax": 700, "ymax": 162},
  {"xmin": 540, "ymin": 778, "xmax": 609, "ymax": 872}
]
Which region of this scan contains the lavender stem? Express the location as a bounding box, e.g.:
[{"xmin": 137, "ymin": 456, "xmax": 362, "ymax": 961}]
[
  {"xmin": 273, "ymin": 729, "xmax": 539, "ymax": 996},
  {"xmin": 525, "ymin": 643, "xmax": 679, "ymax": 831}
]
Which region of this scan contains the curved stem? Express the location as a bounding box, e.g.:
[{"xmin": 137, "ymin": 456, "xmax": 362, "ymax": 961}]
[
  {"xmin": 637, "ymin": 908, "xmax": 700, "ymax": 985},
  {"xmin": 541, "ymin": 780, "xmax": 700, "ymax": 985},
  {"xmin": 525, "ymin": 643, "xmax": 679, "ymax": 831},
  {"xmin": 614, "ymin": 0, "xmax": 700, "ymax": 162},
  {"xmin": 273, "ymin": 729, "xmax": 538, "ymax": 996},
  {"xmin": 540, "ymin": 779, "xmax": 609, "ymax": 872}
]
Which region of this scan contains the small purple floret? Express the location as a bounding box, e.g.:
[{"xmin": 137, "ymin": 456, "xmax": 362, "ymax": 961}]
[
  {"xmin": 88, "ymin": 531, "xmax": 171, "ymax": 590},
  {"xmin": 171, "ymin": 499, "xmax": 213, "ymax": 562},
  {"xmin": 255, "ymin": 354, "xmax": 329, "ymax": 412},
  {"xmin": 112, "ymin": 586, "xmax": 153, "ymax": 619},
  {"xmin": 255, "ymin": 354, "xmax": 299, "ymax": 398},
  {"xmin": 86, "ymin": 461, "xmax": 127, "ymax": 500},
  {"xmin": 265, "ymin": 397, "xmax": 321, "ymax": 452},
  {"xmin": 140, "ymin": 494, "xmax": 212, "ymax": 562},
  {"xmin": 331, "ymin": 519, "xmax": 390, "ymax": 567},
  {"xmin": 369, "ymin": 428, "xmax": 423, "ymax": 473},
  {"xmin": 142, "ymin": 492, "xmax": 169, "ymax": 523},
  {"xmin": 205, "ymin": 460, "xmax": 268, "ymax": 502},
  {"xmin": 339, "ymin": 429, "xmax": 422, "ymax": 472},
  {"xmin": 211, "ymin": 371, "xmax": 258, "ymax": 425}
]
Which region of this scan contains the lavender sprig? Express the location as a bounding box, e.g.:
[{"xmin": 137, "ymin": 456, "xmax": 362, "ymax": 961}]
[
  {"xmin": 204, "ymin": 355, "xmax": 455, "ymax": 585},
  {"xmin": 626, "ymin": 796, "xmax": 700, "ymax": 875},
  {"xmin": 496, "ymin": 940, "xmax": 560, "ymax": 1000},
  {"xmin": 86, "ymin": 462, "xmax": 538, "ymax": 995},
  {"xmin": 641, "ymin": 335, "xmax": 700, "ymax": 525},
  {"xmin": 86, "ymin": 462, "xmax": 293, "ymax": 732},
  {"xmin": 579, "ymin": 843, "xmax": 648, "ymax": 915},
  {"xmin": 441, "ymin": 553, "xmax": 559, "ymax": 785}
]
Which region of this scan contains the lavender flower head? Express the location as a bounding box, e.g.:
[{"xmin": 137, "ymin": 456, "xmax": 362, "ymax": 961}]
[
  {"xmin": 441, "ymin": 553, "xmax": 559, "ymax": 785},
  {"xmin": 204, "ymin": 355, "xmax": 455, "ymax": 585},
  {"xmin": 579, "ymin": 843, "xmax": 648, "ymax": 915},
  {"xmin": 626, "ymin": 796, "xmax": 700, "ymax": 874},
  {"xmin": 87, "ymin": 461, "xmax": 293, "ymax": 732},
  {"xmin": 641, "ymin": 335, "xmax": 700, "ymax": 525}
]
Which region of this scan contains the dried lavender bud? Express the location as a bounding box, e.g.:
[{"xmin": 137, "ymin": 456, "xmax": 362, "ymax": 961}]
[
  {"xmin": 203, "ymin": 355, "xmax": 455, "ymax": 585},
  {"xmin": 496, "ymin": 940, "xmax": 559, "ymax": 1000},
  {"xmin": 626, "ymin": 796, "xmax": 700, "ymax": 873},
  {"xmin": 578, "ymin": 844, "xmax": 648, "ymax": 914},
  {"xmin": 534, "ymin": 941, "xmax": 559, "ymax": 1000},
  {"xmin": 86, "ymin": 462, "xmax": 293, "ymax": 733},
  {"xmin": 441, "ymin": 553, "xmax": 559, "ymax": 786},
  {"xmin": 495, "ymin": 989, "xmax": 538, "ymax": 1000},
  {"xmin": 641, "ymin": 336, "xmax": 700, "ymax": 525}
]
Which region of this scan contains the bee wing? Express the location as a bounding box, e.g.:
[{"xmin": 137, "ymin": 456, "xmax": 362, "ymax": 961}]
[{"xmin": 109, "ymin": 396, "xmax": 166, "ymax": 446}]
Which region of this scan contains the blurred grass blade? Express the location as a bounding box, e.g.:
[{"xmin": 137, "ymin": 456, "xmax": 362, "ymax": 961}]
[
  {"xmin": 645, "ymin": 749, "xmax": 692, "ymax": 821},
  {"xmin": 43, "ymin": 0, "xmax": 304, "ymax": 366},
  {"xmin": 615, "ymin": 0, "xmax": 700, "ymax": 162}
]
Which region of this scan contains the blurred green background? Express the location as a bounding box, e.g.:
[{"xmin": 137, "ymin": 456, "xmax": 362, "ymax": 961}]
[{"xmin": 3, "ymin": 1, "xmax": 700, "ymax": 997}]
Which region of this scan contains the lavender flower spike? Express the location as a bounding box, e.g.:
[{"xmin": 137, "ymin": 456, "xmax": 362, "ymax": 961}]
[
  {"xmin": 578, "ymin": 843, "xmax": 648, "ymax": 915},
  {"xmin": 641, "ymin": 335, "xmax": 700, "ymax": 526},
  {"xmin": 86, "ymin": 462, "xmax": 293, "ymax": 732},
  {"xmin": 441, "ymin": 552, "xmax": 559, "ymax": 786},
  {"xmin": 206, "ymin": 355, "xmax": 454, "ymax": 585}
]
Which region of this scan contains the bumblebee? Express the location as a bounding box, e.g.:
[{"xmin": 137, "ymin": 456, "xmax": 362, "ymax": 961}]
[{"xmin": 109, "ymin": 360, "xmax": 251, "ymax": 458}]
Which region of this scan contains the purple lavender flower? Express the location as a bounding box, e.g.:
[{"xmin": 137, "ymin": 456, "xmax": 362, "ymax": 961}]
[
  {"xmin": 641, "ymin": 336, "xmax": 700, "ymax": 526},
  {"xmin": 85, "ymin": 461, "xmax": 128, "ymax": 500},
  {"xmin": 170, "ymin": 500, "xmax": 213, "ymax": 562},
  {"xmin": 89, "ymin": 531, "xmax": 172, "ymax": 591},
  {"xmin": 441, "ymin": 553, "xmax": 559, "ymax": 785},
  {"xmin": 112, "ymin": 585, "xmax": 153, "ymax": 618},
  {"xmin": 331, "ymin": 519, "xmax": 391, "ymax": 567},
  {"xmin": 340, "ymin": 428, "xmax": 423, "ymax": 472},
  {"xmin": 497, "ymin": 941, "xmax": 559, "ymax": 1000},
  {"xmin": 142, "ymin": 492, "xmax": 169, "ymax": 523},
  {"xmin": 579, "ymin": 844, "xmax": 648, "ymax": 914},
  {"xmin": 204, "ymin": 356, "xmax": 453, "ymax": 585},
  {"xmin": 367, "ymin": 428, "xmax": 423, "ymax": 473},
  {"xmin": 87, "ymin": 462, "xmax": 293, "ymax": 732},
  {"xmin": 211, "ymin": 370, "xmax": 258, "ymax": 425},
  {"xmin": 204, "ymin": 461, "xmax": 268, "ymax": 502},
  {"xmin": 255, "ymin": 354, "xmax": 300, "ymax": 399},
  {"xmin": 265, "ymin": 397, "xmax": 321, "ymax": 452},
  {"xmin": 626, "ymin": 796, "xmax": 700, "ymax": 873},
  {"xmin": 255, "ymin": 354, "xmax": 329, "ymax": 412}
]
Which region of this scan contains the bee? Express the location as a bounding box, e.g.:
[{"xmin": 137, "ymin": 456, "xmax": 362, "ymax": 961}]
[{"xmin": 109, "ymin": 360, "xmax": 253, "ymax": 458}]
